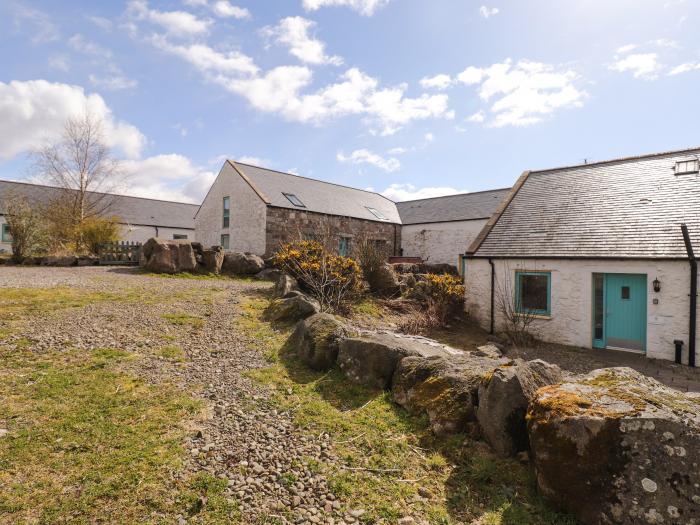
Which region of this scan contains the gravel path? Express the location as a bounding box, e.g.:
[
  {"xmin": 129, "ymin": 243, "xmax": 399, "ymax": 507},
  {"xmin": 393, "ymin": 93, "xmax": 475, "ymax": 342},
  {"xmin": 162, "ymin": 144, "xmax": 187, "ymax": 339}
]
[{"xmin": 0, "ymin": 267, "xmax": 350, "ymax": 524}]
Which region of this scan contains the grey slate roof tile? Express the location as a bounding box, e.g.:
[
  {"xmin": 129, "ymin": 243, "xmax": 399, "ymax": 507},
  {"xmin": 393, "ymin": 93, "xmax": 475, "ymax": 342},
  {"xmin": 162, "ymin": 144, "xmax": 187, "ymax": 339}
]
[
  {"xmin": 0, "ymin": 180, "xmax": 198, "ymax": 229},
  {"xmin": 233, "ymin": 161, "xmax": 401, "ymax": 224},
  {"xmin": 473, "ymin": 148, "xmax": 700, "ymax": 258},
  {"xmin": 396, "ymin": 189, "xmax": 510, "ymax": 224}
]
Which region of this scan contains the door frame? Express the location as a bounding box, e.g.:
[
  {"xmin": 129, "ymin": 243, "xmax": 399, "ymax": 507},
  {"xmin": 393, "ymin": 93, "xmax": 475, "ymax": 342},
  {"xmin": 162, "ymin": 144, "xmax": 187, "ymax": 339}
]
[{"xmin": 591, "ymin": 272, "xmax": 647, "ymax": 353}]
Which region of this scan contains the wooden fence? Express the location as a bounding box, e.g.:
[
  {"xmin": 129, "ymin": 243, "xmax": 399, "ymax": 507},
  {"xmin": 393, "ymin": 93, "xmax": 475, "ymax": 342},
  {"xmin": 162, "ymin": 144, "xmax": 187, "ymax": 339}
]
[{"xmin": 98, "ymin": 241, "xmax": 142, "ymax": 265}]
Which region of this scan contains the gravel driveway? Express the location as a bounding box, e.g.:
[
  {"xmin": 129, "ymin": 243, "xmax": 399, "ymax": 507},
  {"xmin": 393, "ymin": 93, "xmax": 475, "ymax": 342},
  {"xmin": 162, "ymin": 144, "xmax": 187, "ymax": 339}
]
[{"xmin": 0, "ymin": 266, "xmax": 345, "ymax": 524}]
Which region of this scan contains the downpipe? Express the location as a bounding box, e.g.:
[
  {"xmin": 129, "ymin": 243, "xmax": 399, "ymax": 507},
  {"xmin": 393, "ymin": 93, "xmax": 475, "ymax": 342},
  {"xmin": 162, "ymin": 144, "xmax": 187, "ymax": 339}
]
[
  {"xmin": 489, "ymin": 258, "xmax": 495, "ymax": 335},
  {"xmin": 681, "ymin": 224, "xmax": 697, "ymax": 367}
]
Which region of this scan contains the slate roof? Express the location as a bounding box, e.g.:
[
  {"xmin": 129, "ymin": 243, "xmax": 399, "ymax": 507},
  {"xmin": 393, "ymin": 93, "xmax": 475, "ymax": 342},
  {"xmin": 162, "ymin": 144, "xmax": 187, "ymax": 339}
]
[
  {"xmin": 231, "ymin": 161, "xmax": 401, "ymax": 224},
  {"xmin": 471, "ymin": 147, "xmax": 700, "ymax": 259},
  {"xmin": 396, "ymin": 189, "xmax": 510, "ymax": 225},
  {"xmin": 0, "ymin": 180, "xmax": 198, "ymax": 229}
]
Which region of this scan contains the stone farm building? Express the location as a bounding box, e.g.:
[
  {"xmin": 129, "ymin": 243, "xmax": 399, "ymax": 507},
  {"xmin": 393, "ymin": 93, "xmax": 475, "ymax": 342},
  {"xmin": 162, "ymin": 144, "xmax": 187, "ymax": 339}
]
[
  {"xmin": 397, "ymin": 189, "xmax": 509, "ymax": 268},
  {"xmin": 0, "ymin": 179, "xmax": 198, "ymax": 253},
  {"xmin": 464, "ymin": 147, "xmax": 700, "ymax": 365},
  {"xmin": 195, "ymin": 160, "xmax": 402, "ymax": 257}
]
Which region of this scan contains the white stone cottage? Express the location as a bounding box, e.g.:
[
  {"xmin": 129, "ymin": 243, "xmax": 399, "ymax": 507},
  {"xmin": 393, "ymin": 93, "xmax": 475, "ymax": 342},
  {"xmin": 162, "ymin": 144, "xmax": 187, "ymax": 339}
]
[
  {"xmin": 195, "ymin": 160, "xmax": 402, "ymax": 257},
  {"xmin": 464, "ymin": 147, "xmax": 700, "ymax": 365},
  {"xmin": 0, "ymin": 180, "xmax": 197, "ymax": 253},
  {"xmin": 397, "ymin": 189, "xmax": 509, "ymax": 269}
]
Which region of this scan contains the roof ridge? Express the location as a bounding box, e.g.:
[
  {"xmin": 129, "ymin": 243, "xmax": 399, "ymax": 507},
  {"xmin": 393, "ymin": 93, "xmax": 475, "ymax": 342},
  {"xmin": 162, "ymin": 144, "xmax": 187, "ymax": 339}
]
[
  {"xmin": 530, "ymin": 146, "xmax": 700, "ymax": 174},
  {"xmin": 396, "ymin": 187, "xmax": 511, "ymax": 204},
  {"xmin": 0, "ymin": 178, "xmax": 199, "ymax": 206},
  {"xmin": 231, "ymin": 160, "xmax": 397, "ymax": 203}
]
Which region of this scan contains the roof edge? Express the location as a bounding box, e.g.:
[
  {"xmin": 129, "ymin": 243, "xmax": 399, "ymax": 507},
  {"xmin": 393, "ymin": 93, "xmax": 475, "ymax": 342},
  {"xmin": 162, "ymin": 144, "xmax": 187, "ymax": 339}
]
[
  {"xmin": 228, "ymin": 160, "xmax": 272, "ymax": 205},
  {"xmin": 530, "ymin": 145, "xmax": 700, "ymax": 175},
  {"xmin": 395, "ymin": 187, "xmax": 511, "ymax": 205},
  {"xmin": 267, "ymin": 204, "xmax": 401, "ymax": 225},
  {"xmin": 467, "ymin": 170, "xmax": 531, "ymax": 255}
]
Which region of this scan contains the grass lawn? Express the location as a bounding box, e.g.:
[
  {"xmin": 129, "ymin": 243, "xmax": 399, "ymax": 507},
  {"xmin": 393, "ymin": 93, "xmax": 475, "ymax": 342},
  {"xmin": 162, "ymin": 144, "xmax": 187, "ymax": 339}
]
[
  {"xmin": 0, "ymin": 287, "xmax": 238, "ymax": 524},
  {"xmin": 240, "ymin": 296, "xmax": 576, "ymax": 525}
]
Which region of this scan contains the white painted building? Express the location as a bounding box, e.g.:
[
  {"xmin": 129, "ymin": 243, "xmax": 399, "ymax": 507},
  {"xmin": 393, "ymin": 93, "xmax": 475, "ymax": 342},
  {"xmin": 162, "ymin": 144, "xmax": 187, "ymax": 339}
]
[
  {"xmin": 465, "ymin": 148, "xmax": 700, "ymax": 364},
  {"xmin": 397, "ymin": 189, "xmax": 509, "ymax": 269},
  {"xmin": 0, "ymin": 180, "xmax": 198, "ymax": 253}
]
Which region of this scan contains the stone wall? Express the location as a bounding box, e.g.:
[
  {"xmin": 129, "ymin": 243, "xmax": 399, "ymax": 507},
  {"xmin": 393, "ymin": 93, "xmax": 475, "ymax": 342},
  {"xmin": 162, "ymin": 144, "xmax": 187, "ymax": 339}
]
[
  {"xmin": 464, "ymin": 257, "xmax": 699, "ymax": 363},
  {"xmin": 265, "ymin": 206, "xmax": 401, "ymax": 257},
  {"xmin": 401, "ymin": 219, "xmax": 487, "ymax": 266},
  {"xmin": 194, "ymin": 162, "xmax": 268, "ymax": 253}
]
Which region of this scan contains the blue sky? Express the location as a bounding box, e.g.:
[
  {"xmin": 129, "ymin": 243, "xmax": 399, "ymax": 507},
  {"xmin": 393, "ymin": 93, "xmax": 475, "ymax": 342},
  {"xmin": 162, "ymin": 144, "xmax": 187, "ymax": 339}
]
[{"xmin": 1, "ymin": 0, "xmax": 699, "ymax": 203}]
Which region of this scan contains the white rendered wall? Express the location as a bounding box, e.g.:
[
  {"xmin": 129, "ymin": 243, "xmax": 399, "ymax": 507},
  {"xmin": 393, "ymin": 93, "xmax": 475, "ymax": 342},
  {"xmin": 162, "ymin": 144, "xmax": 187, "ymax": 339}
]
[
  {"xmin": 401, "ymin": 219, "xmax": 487, "ymax": 266},
  {"xmin": 464, "ymin": 257, "xmax": 699, "ymax": 362},
  {"xmin": 194, "ymin": 163, "xmax": 267, "ymax": 254}
]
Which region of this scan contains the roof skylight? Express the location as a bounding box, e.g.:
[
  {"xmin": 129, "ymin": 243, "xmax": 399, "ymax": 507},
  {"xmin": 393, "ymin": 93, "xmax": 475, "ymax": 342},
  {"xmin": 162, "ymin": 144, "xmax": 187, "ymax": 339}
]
[
  {"xmin": 283, "ymin": 193, "xmax": 306, "ymax": 207},
  {"xmin": 675, "ymin": 159, "xmax": 699, "ymax": 175},
  {"xmin": 365, "ymin": 206, "xmax": 388, "ymax": 220}
]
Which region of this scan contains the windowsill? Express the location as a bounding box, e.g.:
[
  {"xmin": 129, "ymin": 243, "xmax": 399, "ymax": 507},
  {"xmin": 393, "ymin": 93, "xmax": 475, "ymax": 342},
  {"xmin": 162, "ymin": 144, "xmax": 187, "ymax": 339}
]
[{"xmin": 515, "ymin": 312, "xmax": 552, "ymax": 320}]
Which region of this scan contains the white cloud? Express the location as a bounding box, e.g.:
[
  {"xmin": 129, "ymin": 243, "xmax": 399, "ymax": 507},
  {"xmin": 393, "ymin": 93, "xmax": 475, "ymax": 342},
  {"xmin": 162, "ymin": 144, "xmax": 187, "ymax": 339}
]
[
  {"xmin": 608, "ymin": 52, "xmax": 661, "ymax": 79},
  {"xmin": 48, "ymin": 54, "xmax": 70, "ymax": 71},
  {"xmin": 424, "ymin": 132, "xmax": 434, "ymax": 142},
  {"xmin": 379, "ymin": 183, "xmax": 467, "ymax": 201},
  {"xmin": 302, "ymin": 0, "xmax": 391, "ymax": 16},
  {"xmin": 211, "ymin": 1, "xmax": 250, "ymax": 18},
  {"xmin": 387, "ymin": 147, "xmax": 408, "ymax": 155},
  {"xmin": 261, "ymin": 16, "xmax": 343, "ymax": 66},
  {"xmin": 68, "ymin": 34, "xmax": 112, "ymax": 58},
  {"xmin": 237, "ymin": 155, "xmax": 268, "ymax": 166},
  {"xmin": 668, "ymin": 62, "xmax": 700, "ymax": 75},
  {"xmin": 89, "ymin": 73, "xmax": 138, "ymax": 91},
  {"xmin": 152, "ymin": 35, "xmax": 453, "ymax": 134},
  {"xmin": 458, "ymin": 59, "xmax": 587, "ymax": 127},
  {"xmin": 468, "ymin": 110, "xmax": 485, "ymax": 122},
  {"xmin": 337, "ymin": 149, "xmax": 400, "ymax": 172},
  {"xmin": 419, "ymin": 74, "xmax": 452, "ymax": 90},
  {"xmin": 0, "ymin": 79, "xmax": 146, "ymax": 161},
  {"xmin": 128, "ymin": 0, "xmax": 211, "ymax": 37},
  {"xmin": 121, "ymin": 154, "xmax": 215, "ymax": 203},
  {"xmin": 616, "ymin": 43, "xmax": 638, "ymax": 54},
  {"xmin": 479, "ymin": 5, "xmax": 499, "ymax": 18},
  {"xmin": 8, "ymin": 3, "xmax": 59, "ymax": 43},
  {"xmin": 88, "ymin": 15, "xmax": 114, "ymax": 30}
]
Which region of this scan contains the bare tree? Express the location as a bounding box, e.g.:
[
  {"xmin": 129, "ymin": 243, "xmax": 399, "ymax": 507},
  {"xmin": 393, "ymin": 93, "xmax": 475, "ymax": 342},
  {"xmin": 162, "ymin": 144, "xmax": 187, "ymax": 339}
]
[
  {"xmin": 31, "ymin": 113, "xmax": 123, "ymax": 232},
  {"xmin": 494, "ymin": 261, "xmax": 539, "ymax": 347}
]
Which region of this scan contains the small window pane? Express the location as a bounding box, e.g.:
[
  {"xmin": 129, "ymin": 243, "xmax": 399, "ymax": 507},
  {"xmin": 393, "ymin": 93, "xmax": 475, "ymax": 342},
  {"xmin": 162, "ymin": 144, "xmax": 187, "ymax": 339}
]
[
  {"xmin": 220, "ymin": 234, "xmax": 230, "ymax": 250},
  {"xmin": 173, "ymin": 234, "xmax": 188, "ymax": 240},
  {"xmin": 621, "ymin": 286, "xmax": 630, "ymax": 300},
  {"xmin": 516, "ymin": 272, "xmax": 550, "ymax": 315},
  {"xmin": 283, "ymin": 193, "xmax": 306, "ymax": 207},
  {"xmin": 1, "ymin": 224, "xmax": 11, "ymax": 243},
  {"xmin": 223, "ymin": 196, "xmax": 230, "ymax": 228},
  {"xmin": 366, "ymin": 207, "xmax": 387, "ymax": 220}
]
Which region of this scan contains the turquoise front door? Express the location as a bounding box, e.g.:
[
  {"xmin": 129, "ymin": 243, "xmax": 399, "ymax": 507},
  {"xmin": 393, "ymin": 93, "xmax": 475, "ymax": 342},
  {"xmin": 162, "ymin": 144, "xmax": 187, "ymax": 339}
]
[{"xmin": 593, "ymin": 273, "xmax": 647, "ymax": 352}]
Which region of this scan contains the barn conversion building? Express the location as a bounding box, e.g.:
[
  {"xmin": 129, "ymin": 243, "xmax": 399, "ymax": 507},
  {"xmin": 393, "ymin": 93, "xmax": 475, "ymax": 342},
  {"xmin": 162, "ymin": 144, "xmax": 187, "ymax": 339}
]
[{"xmin": 464, "ymin": 147, "xmax": 700, "ymax": 364}]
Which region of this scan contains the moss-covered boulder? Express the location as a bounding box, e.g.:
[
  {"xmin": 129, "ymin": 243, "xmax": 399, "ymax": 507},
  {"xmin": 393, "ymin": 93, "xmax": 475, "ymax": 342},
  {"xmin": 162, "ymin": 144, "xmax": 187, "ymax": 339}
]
[
  {"xmin": 477, "ymin": 359, "xmax": 563, "ymax": 457},
  {"xmin": 527, "ymin": 367, "xmax": 700, "ymax": 525},
  {"xmin": 273, "ymin": 273, "xmax": 299, "ymax": 298},
  {"xmin": 338, "ymin": 333, "xmax": 463, "ymax": 390},
  {"xmin": 392, "ymin": 352, "xmax": 508, "ymax": 435},
  {"xmin": 222, "ymin": 252, "xmax": 265, "ymax": 275},
  {"xmin": 263, "ymin": 294, "xmax": 320, "ymax": 323},
  {"xmin": 291, "ymin": 313, "xmax": 349, "ymax": 371}
]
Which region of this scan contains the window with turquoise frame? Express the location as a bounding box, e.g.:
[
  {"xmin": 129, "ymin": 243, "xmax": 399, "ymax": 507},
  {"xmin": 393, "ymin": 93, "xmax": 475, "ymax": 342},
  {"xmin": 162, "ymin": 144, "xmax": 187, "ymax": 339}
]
[
  {"xmin": 338, "ymin": 236, "xmax": 350, "ymax": 256},
  {"xmin": 515, "ymin": 271, "xmax": 551, "ymax": 316},
  {"xmin": 222, "ymin": 196, "xmax": 230, "ymax": 228},
  {"xmin": 1, "ymin": 223, "xmax": 11, "ymax": 243}
]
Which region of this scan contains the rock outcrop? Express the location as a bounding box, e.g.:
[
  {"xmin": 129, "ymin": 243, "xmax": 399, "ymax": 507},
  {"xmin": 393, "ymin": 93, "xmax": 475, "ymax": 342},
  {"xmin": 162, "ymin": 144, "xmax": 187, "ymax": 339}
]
[
  {"xmin": 367, "ymin": 263, "xmax": 401, "ymax": 297},
  {"xmin": 200, "ymin": 246, "xmax": 224, "ymax": 274},
  {"xmin": 263, "ymin": 294, "xmax": 320, "ymax": 323},
  {"xmin": 273, "ymin": 273, "xmax": 299, "ymax": 299},
  {"xmin": 393, "ymin": 352, "xmax": 508, "ymax": 435},
  {"xmin": 527, "ymin": 367, "xmax": 700, "ymax": 525},
  {"xmin": 141, "ymin": 238, "xmax": 197, "ymax": 274},
  {"xmin": 477, "ymin": 359, "xmax": 563, "ymax": 456},
  {"xmin": 291, "ymin": 313, "xmax": 349, "ymax": 371},
  {"xmin": 337, "ymin": 333, "xmax": 464, "ymax": 390},
  {"xmin": 222, "ymin": 252, "xmax": 265, "ymax": 275}
]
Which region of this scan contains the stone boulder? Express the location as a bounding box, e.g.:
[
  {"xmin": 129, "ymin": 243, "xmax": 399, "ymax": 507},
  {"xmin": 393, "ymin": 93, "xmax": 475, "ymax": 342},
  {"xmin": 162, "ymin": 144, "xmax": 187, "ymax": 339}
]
[
  {"xmin": 255, "ymin": 268, "xmax": 282, "ymax": 281},
  {"xmin": 290, "ymin": 313, "xmax": 350, "ymax": 371},
  {"xmin": 392, "ymin": 352, "xmax": 509, "ymax": 435},
  {"xmin": 77, "ymin": 256, "xmax": 99, "ymax": 266},
  {"xmin": 263, "ymin": 294, "xmax": 320, "ymax": 323},
  {"xmin": 527, "ymin": 367, "xmax": 700, "ymax": 525},
  {"xmin": 273, "ymin": 273, "xmax": 299, "ymax": 298},
  {"xmin": 200, "ymin": 247, "xmax": 224, "ymax": 274},
  {"xmin": 338, "ymin": 332, "xmax": 465, "ymax": 390},
  {"xmin": 368, "ymin": 263, "xmax": 400, "ymax": 296},
  {"xmin": 40, "ymin": 255, "xmax": 78, "ymax": 267},
  {"xmin": 141, "ymin": 238, "xmax": 197, "ymax": 274},
  {"xmin": 222, "ymin": 252, "xmax": 265, "ymax": 275},
  {"xmin": 477, "ymin": 359, "xmax": 563, "ymax": 457}
]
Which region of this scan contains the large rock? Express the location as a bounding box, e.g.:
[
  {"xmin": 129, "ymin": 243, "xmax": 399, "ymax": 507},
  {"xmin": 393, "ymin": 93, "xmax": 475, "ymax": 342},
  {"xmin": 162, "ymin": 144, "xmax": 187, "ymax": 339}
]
[
  {"xmin": 368, "ymin": 263, "xmax": 400, "ymax": 296},
  {"xmin": 337, "ymin": 332, "xmax": 464, "ymax": 390},
  {"xmin": 273, "ymin": 273, "xmax": 299, "ymax": 298},
  {"xmin": 141, "ymin": 238, "xmax": 197, "ymax": 274},
  {"xmin": 263, "ymin": 294, "xmax": 320, "ymax": 323},
  {"xmin": 40, "ymin": 255, "xmax": 78, "ymax": 267},
  {"xmin": 255, "ymin": 268, "xmax": 282, "ymax": 281},
  {"xmin": 477, "ymin": 359, "xmax": 563, "ymax": 456},
  {"xmin": 527, "ymin": 367, "xmax": 700, "ymax": 525},
  {"xmin": 291, "ymin": 313, "xmax": 349, "ymax": 371},
  {"xmin": 222, "ymin": 252, "xmax": 265, "ymax": 275},
  {"xmin": 200, "ymin": 247, "xmax": 224, "ymax": 274},
  {"xmin": 392, "ymin": 352, "xmax": 508, "ymax": 435}
]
